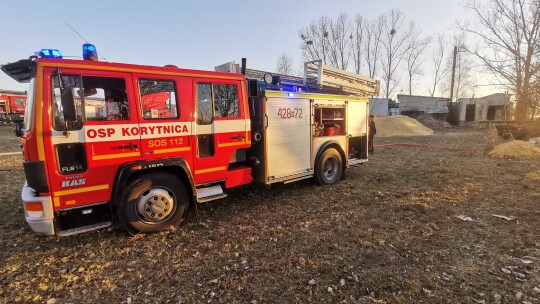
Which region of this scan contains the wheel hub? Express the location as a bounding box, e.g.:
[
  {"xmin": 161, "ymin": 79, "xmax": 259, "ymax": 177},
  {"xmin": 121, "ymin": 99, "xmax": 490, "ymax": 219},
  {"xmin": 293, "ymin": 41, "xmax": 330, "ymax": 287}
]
[
  {"xmin": 323, "ymin": 157, "xmax": 339, "ymax": 181},
  {"xmin": 136, "ymin": 188, "xmax": 174, "ymax": 222}
]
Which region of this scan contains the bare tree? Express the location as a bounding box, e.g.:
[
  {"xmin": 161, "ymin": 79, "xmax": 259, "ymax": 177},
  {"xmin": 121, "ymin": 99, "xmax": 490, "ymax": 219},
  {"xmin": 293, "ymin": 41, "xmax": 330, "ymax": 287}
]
[
  {"xmin": 428, "ymin": 34, "xmax": 451, "ymax": 97},
  {"xmin": 529, "ymin": 75, "xmax": 540, "ymax": 119},
  {"xmin": 363, "ymin": 15, "xmax": 385, "ymax": 78},
  {"xmin": 327, "ymin": 12, "xmax": 352, "ymax": 70},
  {"xmin": 380, "ymin": 9, "xmax": 419, "ymax": 98},
  {"xmin": 351, "ymin": 14, "xmax": 365, "ymax": 74},
  {"xmin": 299, "ymin": 13, "xmax": 352, "ymax": 70},
  {"xmin": 299, "ymin": 16, "xmax": 331, "ymax": 64},
  {"xmin": 276, "ymin": 53, "xmax": 294, "ymax": 75},
  {"xmin": 459, "ymin": 0, "xmax": 540, "ymax": 120},
  {"xmin": 405, "ymin": 36, "xmax": 431, "ymax": 95}
]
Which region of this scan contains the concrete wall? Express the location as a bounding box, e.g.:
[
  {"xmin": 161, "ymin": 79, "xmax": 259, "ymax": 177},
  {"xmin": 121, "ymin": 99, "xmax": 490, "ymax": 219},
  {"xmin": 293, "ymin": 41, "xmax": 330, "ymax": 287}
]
[{"xmin": 397, "ymin": 94, "xmax": 449, "ymax": 114}]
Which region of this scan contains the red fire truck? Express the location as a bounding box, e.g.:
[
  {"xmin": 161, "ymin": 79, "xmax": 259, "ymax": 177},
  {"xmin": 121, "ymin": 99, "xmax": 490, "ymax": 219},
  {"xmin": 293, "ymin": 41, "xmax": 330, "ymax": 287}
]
[
  {"xmin": 0, "ymin": 90, "xmax": 26, "ymax": 123},
  {"xmin": 1, "ymin": 45, "xmax": 378, "ymax": 235}
]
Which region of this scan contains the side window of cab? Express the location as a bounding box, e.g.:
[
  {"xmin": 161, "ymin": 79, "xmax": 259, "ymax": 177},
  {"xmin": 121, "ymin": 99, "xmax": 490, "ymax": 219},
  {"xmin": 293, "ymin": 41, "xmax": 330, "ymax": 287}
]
[
  {"xmin": 52, "ymin": 75, "xmax": 130, "ymax": 131},
  {"xmin": 138, "ymin": 79, "xmax": 178, "ymax": 120},
  {"xmin": 196, "ymin": 82, "xmax": 240, "ymax": 125},
  {"xmin": 52, "ymin": 75, "xmax": 84, "ymax": 131}
]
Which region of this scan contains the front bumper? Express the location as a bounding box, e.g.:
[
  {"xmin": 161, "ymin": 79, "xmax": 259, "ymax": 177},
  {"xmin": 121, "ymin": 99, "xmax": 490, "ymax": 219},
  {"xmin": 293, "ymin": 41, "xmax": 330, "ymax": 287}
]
[{"xmin": 21, "ymin": 181, "xmax": 55, "ymax": 235}]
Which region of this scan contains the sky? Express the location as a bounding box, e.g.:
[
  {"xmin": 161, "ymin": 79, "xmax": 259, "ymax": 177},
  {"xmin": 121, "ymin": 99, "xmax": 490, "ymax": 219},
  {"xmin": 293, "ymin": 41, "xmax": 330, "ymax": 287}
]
[{"xmin": 0, "ymin": 0, "xmax": 489, "ymax": 97}]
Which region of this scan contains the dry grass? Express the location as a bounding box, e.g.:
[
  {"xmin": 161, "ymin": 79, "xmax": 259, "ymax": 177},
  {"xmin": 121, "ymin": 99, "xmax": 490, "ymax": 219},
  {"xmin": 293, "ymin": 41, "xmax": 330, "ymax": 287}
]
[
  {"xmin": 0, "ymin": 131, "xmax": 539, "ymax": 303},
  {"xmin": 0, "ymin": 126, "xmax": 21, "ymax": 153}
]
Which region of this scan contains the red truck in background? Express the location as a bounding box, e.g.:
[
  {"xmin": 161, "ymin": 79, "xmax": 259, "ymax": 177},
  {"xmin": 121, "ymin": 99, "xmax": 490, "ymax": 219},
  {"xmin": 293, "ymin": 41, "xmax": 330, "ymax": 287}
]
[{"xmin": 0, "ymin": 90, "xmax": 26, "ymax": 123}]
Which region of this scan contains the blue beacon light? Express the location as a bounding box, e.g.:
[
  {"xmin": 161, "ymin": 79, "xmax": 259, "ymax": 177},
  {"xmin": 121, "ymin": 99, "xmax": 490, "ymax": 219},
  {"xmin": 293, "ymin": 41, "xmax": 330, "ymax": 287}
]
[
  {"xmin": 82, "ymin": 43, "xmax": 98, "ymax": 61},
  {"xmin": 39, "ymin": 49, "xmax": 63, "ymax": 59}
]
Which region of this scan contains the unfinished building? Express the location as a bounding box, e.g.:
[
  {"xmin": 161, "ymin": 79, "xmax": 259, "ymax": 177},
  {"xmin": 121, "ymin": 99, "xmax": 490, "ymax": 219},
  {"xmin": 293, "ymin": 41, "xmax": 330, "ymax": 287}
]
[{"xmin": 456, "ymin": 93, "xmax": 511, "ymax": 122}]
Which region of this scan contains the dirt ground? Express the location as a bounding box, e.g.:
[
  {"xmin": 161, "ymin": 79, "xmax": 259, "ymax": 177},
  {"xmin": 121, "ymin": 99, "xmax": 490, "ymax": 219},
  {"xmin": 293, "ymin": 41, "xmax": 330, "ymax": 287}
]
[
  {"xmin": 0, "ymin": 126, "xmax": 21, "ymax": 153},
  {"xmin": 0, "ymin": 130, "xmax": 539, "ymax": 304}
]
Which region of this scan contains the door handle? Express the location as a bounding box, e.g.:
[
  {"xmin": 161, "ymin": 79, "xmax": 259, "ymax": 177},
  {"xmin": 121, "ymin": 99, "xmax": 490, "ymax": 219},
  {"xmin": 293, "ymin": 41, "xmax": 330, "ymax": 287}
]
[
  {"xmin": 231, "ymin": 135, "xmax": 245, "ymax": 140},
  {"xmin": 117, "ymin": 143, "xmax": 139, "ymax": 150}
]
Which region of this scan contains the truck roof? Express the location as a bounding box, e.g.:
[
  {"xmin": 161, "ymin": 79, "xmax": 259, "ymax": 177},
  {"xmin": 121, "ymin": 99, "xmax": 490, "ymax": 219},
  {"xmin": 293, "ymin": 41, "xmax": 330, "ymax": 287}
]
[
  {"xmin": 265, "ymin": 90, "xmax": 369, "ymax": 102},
  {"xmin": 38, "ymin": 58, "xmax": 247, "ymax": 81},
  {"xmin": 1, "ymin": 57, "xmax": 247, "ymax": 83},
  {"xmin": 0, "ymin": 89, "xmax": 26, "ymax": 96}
]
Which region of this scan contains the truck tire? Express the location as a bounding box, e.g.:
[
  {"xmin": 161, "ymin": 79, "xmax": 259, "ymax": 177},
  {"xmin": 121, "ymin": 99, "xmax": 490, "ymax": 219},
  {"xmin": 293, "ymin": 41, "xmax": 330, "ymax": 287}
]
[
  {"xmin": 118, "ymin": 172, "xmax": 189, "ymax": 234},
  {"xmin": 315, "ymin": 148, "xmax": 343, "ymax": 185}
]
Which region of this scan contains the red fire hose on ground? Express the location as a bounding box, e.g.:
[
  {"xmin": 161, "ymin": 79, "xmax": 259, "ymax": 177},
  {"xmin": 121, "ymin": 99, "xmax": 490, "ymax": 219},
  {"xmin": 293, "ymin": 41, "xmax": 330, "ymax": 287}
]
[{"xmin": 374, "ymin": 143, "xmax": 481, "ymax": 151}]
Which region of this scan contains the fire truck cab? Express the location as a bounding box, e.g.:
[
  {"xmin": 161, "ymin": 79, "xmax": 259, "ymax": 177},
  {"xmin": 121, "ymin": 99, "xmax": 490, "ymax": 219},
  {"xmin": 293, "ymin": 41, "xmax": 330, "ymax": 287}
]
[{"xmin": 1, "ymin": 46, "xmax": 377, "ymax": 236}]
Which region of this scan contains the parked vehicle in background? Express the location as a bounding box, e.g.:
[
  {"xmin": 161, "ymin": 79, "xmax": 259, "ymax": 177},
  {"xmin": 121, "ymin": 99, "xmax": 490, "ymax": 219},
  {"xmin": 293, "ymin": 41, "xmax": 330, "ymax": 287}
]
[{"xmin": 0, "ymin": 90, "xmax": 26, "ymax": 124}]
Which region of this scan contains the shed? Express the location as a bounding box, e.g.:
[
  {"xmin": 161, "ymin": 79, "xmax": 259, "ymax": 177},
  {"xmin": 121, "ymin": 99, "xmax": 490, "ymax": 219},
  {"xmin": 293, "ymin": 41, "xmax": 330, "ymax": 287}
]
[{"xmin": 369, "ymin": 98, "xmax": 389, "ymax": 116}]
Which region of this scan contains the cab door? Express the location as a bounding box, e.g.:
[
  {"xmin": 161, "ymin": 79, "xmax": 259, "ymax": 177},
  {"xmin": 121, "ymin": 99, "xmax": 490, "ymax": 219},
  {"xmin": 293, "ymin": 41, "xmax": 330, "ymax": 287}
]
[
  {"xmin": 47, "ymin": 71, "xmax": 141, "ymax": 211},
  {"xmin": 132, "ymin": 75, "xmax": 192, "ymax": 161},
  {"xmin": 192, "ymin": 79, "xmax": 248, "ymax": 184}
]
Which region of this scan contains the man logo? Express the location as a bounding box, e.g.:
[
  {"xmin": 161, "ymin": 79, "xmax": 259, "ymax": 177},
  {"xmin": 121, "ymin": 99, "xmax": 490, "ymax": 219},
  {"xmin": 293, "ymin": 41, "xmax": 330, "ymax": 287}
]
[{"xmin": 62, "ymin": 179, "xmax": 86, "ymax": 188}]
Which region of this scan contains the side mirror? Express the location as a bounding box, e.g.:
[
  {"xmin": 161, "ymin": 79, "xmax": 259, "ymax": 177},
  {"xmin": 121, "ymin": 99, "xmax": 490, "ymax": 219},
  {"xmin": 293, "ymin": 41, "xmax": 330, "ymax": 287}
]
[
  {"xmin": 60, "ymin": 88, "xmax": 77, "ymax": 122},
  {"xmin": 14, "ymin": 121, "xmax": 23, "ymax": 137}
]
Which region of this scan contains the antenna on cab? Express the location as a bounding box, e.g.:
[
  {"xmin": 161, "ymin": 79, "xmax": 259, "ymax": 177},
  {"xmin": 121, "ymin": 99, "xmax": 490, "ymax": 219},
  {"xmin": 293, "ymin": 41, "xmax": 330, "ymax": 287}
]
[{"xmin": 65, "ymin": 22, "xmax": 107, "ymax": 61}]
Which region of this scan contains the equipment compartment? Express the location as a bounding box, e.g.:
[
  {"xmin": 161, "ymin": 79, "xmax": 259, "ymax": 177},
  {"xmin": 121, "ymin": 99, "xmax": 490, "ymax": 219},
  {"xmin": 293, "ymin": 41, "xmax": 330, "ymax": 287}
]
[{"xmin": 314, "ymin": 107, "xmax": 345, "ymax": 137}]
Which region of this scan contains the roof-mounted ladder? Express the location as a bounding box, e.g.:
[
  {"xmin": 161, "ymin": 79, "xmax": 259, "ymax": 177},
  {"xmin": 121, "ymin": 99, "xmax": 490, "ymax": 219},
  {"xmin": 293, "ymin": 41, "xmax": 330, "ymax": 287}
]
[
  {"xmin": 303, "ymin": 60, "xmax": 380, "ymax": 97},
  {"xmin": 215, "ymin": 59, "xmax": 380, "ymax": 97}
]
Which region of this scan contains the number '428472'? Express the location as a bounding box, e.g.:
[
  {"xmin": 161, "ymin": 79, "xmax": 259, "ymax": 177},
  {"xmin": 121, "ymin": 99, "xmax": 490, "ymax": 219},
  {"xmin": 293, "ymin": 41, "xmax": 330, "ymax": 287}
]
[{"xmin": 277, "ymin": 108, "xmax": 303, "ymax": 119}]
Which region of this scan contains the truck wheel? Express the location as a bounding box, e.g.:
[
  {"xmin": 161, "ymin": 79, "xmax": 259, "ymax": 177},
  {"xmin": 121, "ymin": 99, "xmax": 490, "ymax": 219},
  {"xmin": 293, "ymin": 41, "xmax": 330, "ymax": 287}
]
[
  {"xmin": 316, "ymin": 148, "xmax": 343, "ymax": 185},
  {"xmin": 118, "ymin": 172, "xmax": 189, "ymax": 234}
]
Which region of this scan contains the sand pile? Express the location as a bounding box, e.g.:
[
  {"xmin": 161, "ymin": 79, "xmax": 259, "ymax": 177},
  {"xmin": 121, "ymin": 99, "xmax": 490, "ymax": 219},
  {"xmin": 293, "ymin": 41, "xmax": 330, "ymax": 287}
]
[
  {"xmin": 374, "ymin": 115, "xmax": 434, "ymax": 137},
  {"xmin": 415, "ymin": 114, "xmax": 452, "ymax": 132},
  {"xmin": 488, "ymin": 140, "xmax": 540, "ymax": 158},
  {"xmin": 528, "ymin": 137, "xmax": 540, "ymax": 147}
]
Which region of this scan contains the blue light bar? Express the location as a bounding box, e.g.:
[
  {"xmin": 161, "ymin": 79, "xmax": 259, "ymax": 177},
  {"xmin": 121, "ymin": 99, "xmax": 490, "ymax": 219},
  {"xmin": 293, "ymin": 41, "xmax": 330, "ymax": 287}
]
[
  {"xmin": 39, "ymin": 49, "xmax": 63, "ymax": 59},
  {"xmin": 82, "ymin": 43, "xmax": 98, "ymax": 61}
]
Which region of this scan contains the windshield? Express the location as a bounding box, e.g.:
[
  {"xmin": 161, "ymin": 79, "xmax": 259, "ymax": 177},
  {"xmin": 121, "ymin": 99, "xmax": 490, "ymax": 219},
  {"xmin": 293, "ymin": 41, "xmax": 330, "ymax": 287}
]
[{"xmin": 23, "ymin": 78, "xmax": 35, "ymax": 131}]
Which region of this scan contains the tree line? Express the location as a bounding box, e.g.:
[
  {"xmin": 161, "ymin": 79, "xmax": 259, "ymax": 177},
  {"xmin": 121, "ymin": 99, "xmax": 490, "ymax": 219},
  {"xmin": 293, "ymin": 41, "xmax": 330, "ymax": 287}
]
[{"xmin": 276, "ymin": 0, "xmax": 540, "ymax": 121}]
